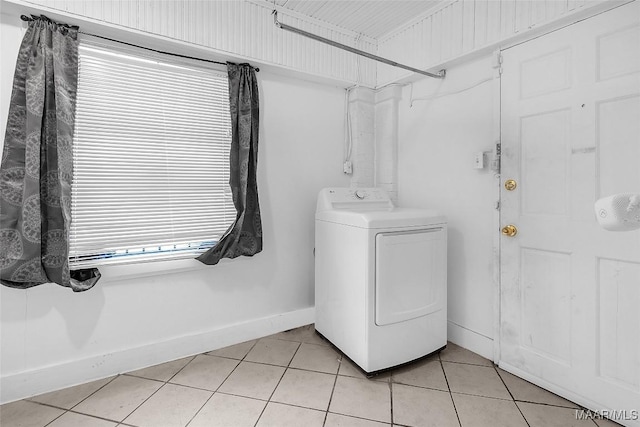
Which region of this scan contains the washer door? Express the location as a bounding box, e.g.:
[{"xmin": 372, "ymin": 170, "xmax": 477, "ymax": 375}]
[{"xmin": 375, "ymin": 228, "xmax": 446, "ymax": 326}]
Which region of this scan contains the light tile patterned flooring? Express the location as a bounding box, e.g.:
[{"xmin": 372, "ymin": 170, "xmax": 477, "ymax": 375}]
[{"xmin": 0, "ymin": 324, "xmax": 623, "ymax": 427}]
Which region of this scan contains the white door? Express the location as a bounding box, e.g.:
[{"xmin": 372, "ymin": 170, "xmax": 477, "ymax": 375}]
[{"xmin": 500, "ymin": 1, "xmax": 640, "ymax": 424}]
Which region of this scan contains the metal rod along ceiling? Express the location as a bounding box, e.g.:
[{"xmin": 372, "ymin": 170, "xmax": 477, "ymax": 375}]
[{"xmin": 272, "ymin": 10, "xmax": 445, "ymax": 80}]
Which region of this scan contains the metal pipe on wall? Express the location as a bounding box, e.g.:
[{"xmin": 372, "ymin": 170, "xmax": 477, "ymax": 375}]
[{"xmin": 272, "ymin": 11, "xmax": 446, "ymax": 80}]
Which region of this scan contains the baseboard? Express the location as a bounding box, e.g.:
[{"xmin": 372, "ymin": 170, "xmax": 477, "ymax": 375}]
[
  {"xmin": 0, "ymin": 306, "xmax": 315, "ymax": 404},
  {"xmin": 447, "ymin": 320, "xmax": 495, "ymax": 361},
  {"xmin": 499, "ymin": 362, "xmax": 640, "ymax": 427}
]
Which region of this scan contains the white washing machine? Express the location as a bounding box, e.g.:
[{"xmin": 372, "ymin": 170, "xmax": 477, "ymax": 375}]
[{"xmin": 315, "ymin": 187, "xmax": 447, "ymax": 374}]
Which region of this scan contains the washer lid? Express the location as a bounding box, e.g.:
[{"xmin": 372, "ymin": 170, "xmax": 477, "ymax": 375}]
[{"xmin": 316, "ymin": 207, "xmax": 446, "ymax": 229}]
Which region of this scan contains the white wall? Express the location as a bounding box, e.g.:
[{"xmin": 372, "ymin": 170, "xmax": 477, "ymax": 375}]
[
  {"xmin": 396, "ymin": 55, "xmax": 497, "ymax": 358},
  {"xmin": 0, "ymin": 12, "xmax": 350, "ymax": 402}
]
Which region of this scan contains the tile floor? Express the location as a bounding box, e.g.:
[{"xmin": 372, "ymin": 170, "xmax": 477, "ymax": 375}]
[{"xmin": 0, "ymin": 324, "xmax": 623, "ymax": 427}]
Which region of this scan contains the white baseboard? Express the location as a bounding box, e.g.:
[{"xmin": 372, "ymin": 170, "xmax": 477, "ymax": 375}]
[
  {"xmin": 499, "ymin": 362, "xmax": 640, "ymax": 427},
  {"xmin": 0, "ymin": 307, "xmax": 315, "ymax": 404},
  {"xmin": 447, "ymin": 320, "xmax": 495, "ymax": 361}
]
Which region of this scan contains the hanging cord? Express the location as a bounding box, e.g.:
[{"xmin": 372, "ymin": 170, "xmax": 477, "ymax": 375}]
[
  {"xmin": 344, "ymin": 86, "xmax": 355, "ymax": 168},
  {"xmin": 20, "ymin": 14, "xmax": 260, "ymax": 72},
  {"xmin": 354, "ymin": 33, "xmax": 362, "ymax": 85},
  {"xmin": 409, "ymin": 75, "xmax": 492, "ymax": 107}
]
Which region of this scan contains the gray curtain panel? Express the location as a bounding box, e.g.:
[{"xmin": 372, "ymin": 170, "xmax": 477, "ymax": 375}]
[
  {"xmin": 198, "ymin": 63, "xmax": 262, "ymax": 265},
  {"xmin": 0, "ymin": 16, "xmax": 100, "ymax": 291}
]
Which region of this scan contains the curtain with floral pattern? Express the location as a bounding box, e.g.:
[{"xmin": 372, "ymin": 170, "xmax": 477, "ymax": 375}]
[
  {"xmin": 197, "ymin": 63, "xmax": 262, "ymax": 265},
  {"xmin": 0, "ymin": 16, "xmax": 100, "ymax": 291}
]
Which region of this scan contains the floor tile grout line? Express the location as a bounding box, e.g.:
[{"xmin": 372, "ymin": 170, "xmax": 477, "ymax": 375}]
[
  {"xmin": 494, "ymin": 365, "xmax": 531, "ymax": 427},
  {"xmin": 512, "ymin": 397, "xmax": 584, "ymax": 410},
  {"xmin": 67, "ymin": 409, "xmax": 136, "ymax": 425},
  {"xmin": 207, "ymin": 337, "xmax": 260, "ymax": 359},
  {"xmin": 166, "ymin": 350, "xmax": 248, "ymax": 392},
  {"xmin": 181, "ymin": 382, "xmax": 217, "ymax": 427},
  {"xmin": 244, "ymin": 339, "xmax": 302, "ymax": 366},
  {"xmin": 328, "ymin": 409, "xmax": 397, "ymax": 425},
  {"xmin": 286, "ymin": 364, "xmax": 342, "ymax": 376},
  {"xmin": 269, "ymin": 326, "xmax": 331, "ymax": 347},
  {"xmin": 30, "ymin": 373, "xmax": 119, "ymax": 413},
  {"xmin": 120, "ymin": 354, "xmax": 211, "ymax": 426},
  {"xmin": 439, "ymin": 352, "xmax": 463, "ymax": 427},
  {"xmin": 118, "ymin": 378, "xmax": 172, "ymax": 425},
  {"xmin": 390, "ymin": 381, "xmax": 454, "ymax": 394},
  {"xmin": 182, "ymin": 392, "xmax": 213, "ymax": 427},
  {"xmin": 252, "ymin": 340, "xmax": 303, "ymax": 427},
  {"xmin": 41, "ymin": 408, "xmax": 67, "ymax": 427},
  {"xmin": 440, "ymin": 359, "xmax": 494, "ymax": 367},
  {"xmin": 28, "ymin": 375, "xmax": 121, "ymax": 426},
  {"xmin": 121, "ymin": 354, "xmax": 198, "ymax": 384},
  {"xmin": 184, "ymin": 342, "xmax": 259, "ymax": 427},
  {"xmin": 322, "ymin": 361, "xmax": 341, "ymax": 426},
  {"xmin": 162, "ymin": 354, "xmax": 198, "ymax": 384},
  {"xmin": 231, "ymin": 359, "xmax": 302, "ymax": 369},
  {"xmin": 126, "ymin": 355, "xmax": 340, "ymax": 397},
  {"xmin": 213, "ymin": 390, "xmax": 270, "ymax": 402},
  {"xmin": 67, "ymin": 375, "xmax": 167, "ymax": 424},
  {"xmin": 493, "ymin": 367, "xmax": 585, "ymax": 410},
  {"xmin": 258, "ymin": 400, "xmax": 329, "ymax": 415},
  {"xmin": 326, "ymin": 375, "xmax": 395, "ymax": 425},
  {"xmin": 441, "ymin": 359, "xmax": 496, "ymax": 369},
  {"xmin": 389, "ymin": 374, "xmax": 394, "ymax": 426},
  {"xmin": 448, "ymin": 390, "xmax": 523, "ymax": 402},
  {"xmin": 125, "ymin": 338, "xmax": 251, "ymax": 384}
]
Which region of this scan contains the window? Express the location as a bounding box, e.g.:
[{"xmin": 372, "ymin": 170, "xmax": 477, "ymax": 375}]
[{"xmin": 69, "ymin": 40, "xmax": 235, "ymax": 268}]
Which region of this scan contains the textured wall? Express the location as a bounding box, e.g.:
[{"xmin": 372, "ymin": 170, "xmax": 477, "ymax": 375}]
[
  {"xmin": 377, "ymin": 0, "xmax": 615, "ymax": 86},
  {"xmin": 19, "ymin": 0, "xmax": 378, "ymax": 87}
]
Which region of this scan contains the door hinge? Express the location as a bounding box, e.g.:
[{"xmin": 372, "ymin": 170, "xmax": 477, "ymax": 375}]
[
  {"xmin": 493, "ymin": 51, "xmax": 503, "ymax": 75},
  {"xmin": 491, "ymin": 142, "xmax": 501, "ymax": 173}
]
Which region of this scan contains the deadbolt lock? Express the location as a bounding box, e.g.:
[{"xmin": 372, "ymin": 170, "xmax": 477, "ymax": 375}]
[
  {"xmin": 505, "ymin": 179, "xmax": 517, "ymax": 191},
  {"xmin": 501, "ymin": 224, "xmax": 518, "ymax": 237}
]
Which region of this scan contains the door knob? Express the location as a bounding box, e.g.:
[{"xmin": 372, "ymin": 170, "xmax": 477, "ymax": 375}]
[
  {"xmin": 501, "ymin": 224, "xmax": 518, "ymax": 237},
  {"xmin": 504, "ymin": 179, "xmax": 517, "ymax": 191}
]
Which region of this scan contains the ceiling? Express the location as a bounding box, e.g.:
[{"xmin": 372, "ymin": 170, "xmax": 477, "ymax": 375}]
[{"xmin": 271, "ymin": 0, "xmax": 445, "ymax": 39}]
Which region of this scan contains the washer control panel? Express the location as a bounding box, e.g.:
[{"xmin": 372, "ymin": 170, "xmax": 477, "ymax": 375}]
[
  {"xmin": 317, "ymin": 188, "xmax": 393, "ymax": 212},
  {"xmin": 354, "ymin": 189, "xmax": 368, "ymax": 200}
]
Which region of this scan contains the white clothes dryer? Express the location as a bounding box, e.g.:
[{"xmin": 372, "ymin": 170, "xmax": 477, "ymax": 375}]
[{"xmin": 315, "ymin": 187, "xmax": 447, "ymax": 374}]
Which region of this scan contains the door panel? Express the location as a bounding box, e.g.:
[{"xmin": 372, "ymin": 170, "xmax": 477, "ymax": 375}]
[
  {"xmin": 597, "ymin": 95, "xmax": 640, "ymax": 197},
  {"xmin": 521, "ymin": 109, "xmax": 571, "ymax": 216},
  {"xmin": 598, "ymin": 258, "xmax": 640, "ymax": 390},
  {"xmin": 520, "ymin": 247, "xmax": 572, "ymax": 364},
  {"xmin": 500, "ymin": 2, "xmax": 640, "ymax": 424}
]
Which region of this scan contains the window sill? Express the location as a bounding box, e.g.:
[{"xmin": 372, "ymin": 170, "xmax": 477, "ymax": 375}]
[{"xmin": 94, "ymin": 257, "xmax": 211, "ymax": 284}]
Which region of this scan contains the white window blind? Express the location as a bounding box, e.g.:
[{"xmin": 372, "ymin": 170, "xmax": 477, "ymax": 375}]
[{"xmin": 69, "ymin": 41, "xmax": 236, "ymax": 268}]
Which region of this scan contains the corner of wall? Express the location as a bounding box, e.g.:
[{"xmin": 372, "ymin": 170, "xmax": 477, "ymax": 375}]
[
  {"xmin": 373, "ymin": 84, "xmax": 403, "ymax": 202},
  {"xmin": 447, "ymin": 320, "xmax": 495, "ymax": 361},
  {"xmin": 347, "ymin": 87, "xmax": 376, "ymax": 188}
]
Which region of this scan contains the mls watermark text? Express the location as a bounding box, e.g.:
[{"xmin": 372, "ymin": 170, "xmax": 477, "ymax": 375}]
[{"xmin": 575, "ymin": 409, "xmax": 639, "ymax": 421}]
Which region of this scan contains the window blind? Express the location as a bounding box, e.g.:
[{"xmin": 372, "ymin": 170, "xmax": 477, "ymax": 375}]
[{"xmin": 69, "ymin": 42, "xmax": 235, "ymax": 268}]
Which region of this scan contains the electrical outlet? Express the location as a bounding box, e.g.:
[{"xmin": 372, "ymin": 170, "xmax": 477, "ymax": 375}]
[
  {"xmin": 343, "ymin": 161, "xmax": 352, "ymax": 174},
  {"xmin": 474, "ymin": 152, "xmax": 485, "ymax": 169}
]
